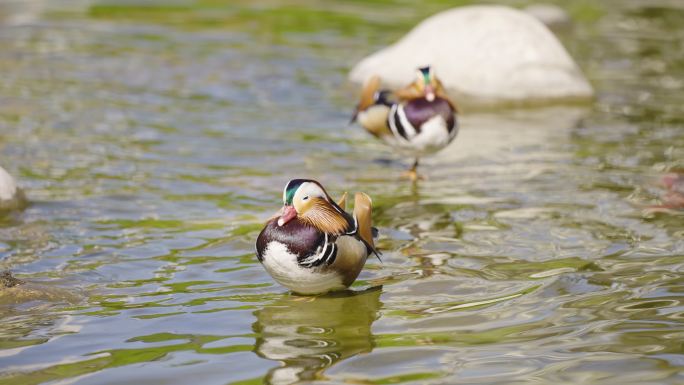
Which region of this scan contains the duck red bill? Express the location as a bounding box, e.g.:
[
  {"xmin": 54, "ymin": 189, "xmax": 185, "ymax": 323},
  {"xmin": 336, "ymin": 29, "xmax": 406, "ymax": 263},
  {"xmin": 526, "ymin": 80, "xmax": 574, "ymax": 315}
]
[
  {"xmin": 425, "ymin": 85, "xmax": 435, "ymax": 101},
  {"xmin": 277, "ymin": 205, "xmax": 297, "ymax": 226}
]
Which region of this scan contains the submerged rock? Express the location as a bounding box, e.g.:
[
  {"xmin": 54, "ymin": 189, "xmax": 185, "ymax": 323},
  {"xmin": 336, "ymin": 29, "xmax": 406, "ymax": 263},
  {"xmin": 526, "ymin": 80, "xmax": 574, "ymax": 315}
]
[
  {"xmin": 349, "ymin": 5, "xmax": 593, "ymax": 107},
  {"xmin": 0, "ymin": 273, "xmax": 82, "ymax": 306},
  {"xmin": 0, "ymin": 165, "xmax": 27, "ymax": 210},
  {"xmin": 1, "ymin": 270, "xmax": 24, "ymax": 288}
]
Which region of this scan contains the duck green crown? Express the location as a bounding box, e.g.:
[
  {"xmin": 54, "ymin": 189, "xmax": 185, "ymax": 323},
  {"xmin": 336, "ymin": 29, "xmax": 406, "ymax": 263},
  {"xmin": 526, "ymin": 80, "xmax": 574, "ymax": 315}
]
[
  {"xmin": 419, "ymin": 66, "xmax": 431, "ymax": 84},
  {"xmin": 283, "ymin": 179, "xmax": 307, "ymax": 205}
]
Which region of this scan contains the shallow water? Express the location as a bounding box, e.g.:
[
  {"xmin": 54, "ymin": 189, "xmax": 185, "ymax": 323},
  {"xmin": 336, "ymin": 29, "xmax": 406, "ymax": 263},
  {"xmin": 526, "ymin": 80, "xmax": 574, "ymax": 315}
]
[{"xmin": 0, "ymin": 1, "xmax": 683, "ymax": 384}]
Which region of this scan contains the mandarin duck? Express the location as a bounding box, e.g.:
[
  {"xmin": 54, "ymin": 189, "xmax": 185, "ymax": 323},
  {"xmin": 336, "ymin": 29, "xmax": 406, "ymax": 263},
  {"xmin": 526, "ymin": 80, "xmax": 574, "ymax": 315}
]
[
  {"xmin": 654, "ymin": 173, "xmax": 684, "ymax": 210},
  {"xmin": 256, "ymin": 179, "xmax": 379, "ymax": 295},
  {"xmin": 351, "ymin": 66, "xmax": 459, "ymax": 181}
]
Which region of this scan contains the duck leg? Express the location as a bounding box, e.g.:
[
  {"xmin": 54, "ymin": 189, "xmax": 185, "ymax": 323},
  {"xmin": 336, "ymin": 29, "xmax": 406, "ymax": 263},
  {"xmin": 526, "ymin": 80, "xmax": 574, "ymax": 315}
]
[{"xmin": 401, "ymin": 158, "xmax": 424, "ymax": 181}]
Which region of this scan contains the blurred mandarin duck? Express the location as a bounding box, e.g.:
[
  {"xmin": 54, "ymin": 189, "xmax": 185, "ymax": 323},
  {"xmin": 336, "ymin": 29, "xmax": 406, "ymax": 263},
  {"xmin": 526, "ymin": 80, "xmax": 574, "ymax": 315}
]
[
  {"xmin": 256, "ymin": 179, "xmax": 379, "ymax": 295},
  {"xmin": 661, "ymin": 173, "xmax": 684, "ymax": 208},
  {"xmin": 351, "ymin": 66, "xmax": 459, "ymax": 181}
]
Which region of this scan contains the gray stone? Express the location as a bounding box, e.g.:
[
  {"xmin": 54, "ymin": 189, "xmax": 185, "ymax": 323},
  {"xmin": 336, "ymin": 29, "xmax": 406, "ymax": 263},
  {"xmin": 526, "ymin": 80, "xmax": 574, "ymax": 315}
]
[{"xmin": 0, "ymin": 166, "xmax": 27, "ymax": 210}]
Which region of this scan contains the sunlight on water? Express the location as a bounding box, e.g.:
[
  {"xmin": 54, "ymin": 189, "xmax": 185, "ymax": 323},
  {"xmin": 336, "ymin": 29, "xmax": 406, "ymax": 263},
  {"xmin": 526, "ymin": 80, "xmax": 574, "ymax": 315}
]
[{"xmin": 0, "ymin": 0, "xmax": 683, "ymax": 384}]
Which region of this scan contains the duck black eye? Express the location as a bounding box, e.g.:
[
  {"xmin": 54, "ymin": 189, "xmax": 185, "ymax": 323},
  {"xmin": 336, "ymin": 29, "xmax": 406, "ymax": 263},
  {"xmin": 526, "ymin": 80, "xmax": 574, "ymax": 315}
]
[{"xmin": 302, "ymin": 196, "xmax": 309, "ymax": 201}]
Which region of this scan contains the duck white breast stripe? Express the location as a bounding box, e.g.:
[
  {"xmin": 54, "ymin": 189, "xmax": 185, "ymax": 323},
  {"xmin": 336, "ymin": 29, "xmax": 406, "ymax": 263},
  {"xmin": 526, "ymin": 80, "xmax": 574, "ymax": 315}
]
[
  {"xmin": 396, "ymin": 105, "xmax": 417, "ymax": 138},
  {"xmin": 388, "ymin": 104, "xmax": 412, "ymax": 143},
  {"xmin": 299, "ymin": 232, "xmax": 337, "ymax": 268}
]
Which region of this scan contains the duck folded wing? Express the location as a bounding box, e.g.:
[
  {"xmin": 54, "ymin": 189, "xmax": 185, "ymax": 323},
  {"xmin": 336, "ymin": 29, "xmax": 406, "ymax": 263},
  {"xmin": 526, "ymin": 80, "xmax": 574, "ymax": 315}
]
[{"xmin": 359, "ymin": 76, "xmax": 381, "ymax": 110}]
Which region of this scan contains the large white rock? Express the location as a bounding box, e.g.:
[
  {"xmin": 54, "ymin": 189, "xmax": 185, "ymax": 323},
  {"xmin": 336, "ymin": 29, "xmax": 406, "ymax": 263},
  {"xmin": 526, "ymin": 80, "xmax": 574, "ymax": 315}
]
[
  {"xmin": 349, "ymin": 5, "xmax": 593, "ymax": 107},
  {"xmin": 524, "ymin": 3, "xmax": 572, "ymax": 31},
  {"xmin": 0, "ymin": 166, "xmax": 26, "ymax": 210}
]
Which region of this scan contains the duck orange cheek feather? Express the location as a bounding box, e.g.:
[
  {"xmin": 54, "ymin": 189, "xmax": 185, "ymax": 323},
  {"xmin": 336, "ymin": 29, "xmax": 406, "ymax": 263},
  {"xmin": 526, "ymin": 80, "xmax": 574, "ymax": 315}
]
[{"xmin": 277, "ymin": 205, "xmax": 298, "ymax": 226}]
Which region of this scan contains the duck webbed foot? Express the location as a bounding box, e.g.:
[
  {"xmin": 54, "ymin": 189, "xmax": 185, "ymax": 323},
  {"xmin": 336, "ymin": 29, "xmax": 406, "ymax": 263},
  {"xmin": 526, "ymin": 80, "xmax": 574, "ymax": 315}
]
[
  {"xmin": 400, "ymin": 159, "xmax": 426, "ymax": 181},
  {"xmin": 400, "ymin": 169, "xmax": 425, "ymax": 181}
]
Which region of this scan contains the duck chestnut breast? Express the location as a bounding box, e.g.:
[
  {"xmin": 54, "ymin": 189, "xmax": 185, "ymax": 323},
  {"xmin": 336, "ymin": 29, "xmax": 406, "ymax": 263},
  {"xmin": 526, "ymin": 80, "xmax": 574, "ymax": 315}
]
[
  {"xmin": 403, "ymin": 97, "xmax": 456, "ymax": 134},
  {"xmin": 256, "ymin": 218, "xmax": 328, "ymax": 266}
]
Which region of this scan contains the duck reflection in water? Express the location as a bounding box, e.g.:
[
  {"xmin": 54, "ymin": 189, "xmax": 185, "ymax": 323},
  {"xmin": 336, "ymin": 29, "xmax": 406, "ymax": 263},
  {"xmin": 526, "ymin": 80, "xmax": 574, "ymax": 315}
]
[{"xmin": 252, "ymin": 286, "xmax": 382, "ymax": 385}]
